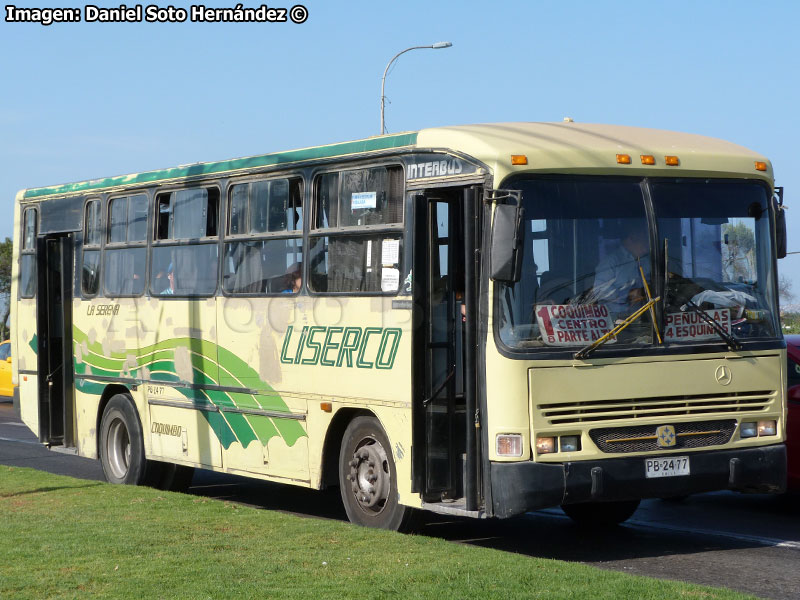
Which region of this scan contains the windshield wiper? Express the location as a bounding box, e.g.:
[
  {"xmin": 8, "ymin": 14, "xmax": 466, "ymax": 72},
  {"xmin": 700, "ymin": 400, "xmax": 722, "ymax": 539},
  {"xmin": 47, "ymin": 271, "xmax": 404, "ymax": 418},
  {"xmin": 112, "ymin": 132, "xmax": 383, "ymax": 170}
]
[
  {"xmin": 574, "ymin": 297, "xmax": 659, "ymax": 360},
  {"xmin": 682, "ymin": 300, "xmax": 742, "ymax": 351}
]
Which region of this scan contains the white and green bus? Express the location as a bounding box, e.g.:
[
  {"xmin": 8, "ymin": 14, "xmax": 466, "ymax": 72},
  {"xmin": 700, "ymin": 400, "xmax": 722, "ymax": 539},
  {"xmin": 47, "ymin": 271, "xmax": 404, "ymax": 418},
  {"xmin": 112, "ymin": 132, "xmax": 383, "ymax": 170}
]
[{"xmin": 11, "ymin": 122, "xmax": 788, "ymax": 529}]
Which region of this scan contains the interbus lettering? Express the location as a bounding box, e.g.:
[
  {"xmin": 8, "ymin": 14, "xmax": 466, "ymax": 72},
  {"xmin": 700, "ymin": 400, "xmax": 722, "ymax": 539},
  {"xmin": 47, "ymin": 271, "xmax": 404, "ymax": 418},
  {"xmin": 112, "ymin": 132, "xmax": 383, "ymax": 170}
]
[{"xmin": 280, "ymin": 325, "xmax": 402, "ymax": 369}]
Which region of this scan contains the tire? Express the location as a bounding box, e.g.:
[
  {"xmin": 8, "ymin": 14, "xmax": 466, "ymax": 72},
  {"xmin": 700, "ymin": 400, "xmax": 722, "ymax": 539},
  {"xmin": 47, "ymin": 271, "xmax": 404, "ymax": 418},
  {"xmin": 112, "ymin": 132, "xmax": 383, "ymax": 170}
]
[
  {"xmin": 99, "ymin": 394, "xmax": 149, "ymax": 485},
  {"xmin": 154, "ymin": 463, "xmax": 195, "ymax": 493},
  {"xmin": 339, "ymin": 416, "xmax": 415, "ymax": 531},
  {"xmin": 561, "ymin": 499, "xmax": 641, "ymax": 527}
]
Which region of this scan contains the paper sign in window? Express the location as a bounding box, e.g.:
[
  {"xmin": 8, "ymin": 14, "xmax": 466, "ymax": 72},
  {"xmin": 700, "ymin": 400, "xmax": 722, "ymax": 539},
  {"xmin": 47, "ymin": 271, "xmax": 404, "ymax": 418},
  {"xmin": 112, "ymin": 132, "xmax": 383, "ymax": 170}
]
[
  {"xmin": 535, "ymin": 304, "xmax": 615, "ymax": 346},
  {"xmin": 382, "ymin": 239, "xmax": 400, "ymax": 265},
  {"xmin": 351, "ymin": 191, "xmax": 377, "ymax": 210},
  {"xmin": 664, "ymin": 309, "xmax": 731, "ymax": 342},
  {"xmin": 381, "ymin": 267, "xmax": 400, "ymax": 292}
]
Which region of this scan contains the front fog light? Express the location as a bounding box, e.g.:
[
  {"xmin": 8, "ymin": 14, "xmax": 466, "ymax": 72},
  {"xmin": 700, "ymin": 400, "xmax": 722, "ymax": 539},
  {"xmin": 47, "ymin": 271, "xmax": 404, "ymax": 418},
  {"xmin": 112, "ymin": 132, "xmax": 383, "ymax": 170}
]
[
  {"xmin": 740, "ymin": 422, "xmax": 757, "ymax": 438},
  {"xmin": 535, "ymin": 436, "xmax": 556, "ymax": 454},
  {"xmin": 560, "ymin": 435, "xmax": 581, "ymax": 452},
  {"xmin": 496, "ymin": 434, "xmax": 523, "ymax": 457},
  {"xmin": 757, "ymin": 420, "xmax": 777, "ymax": 436}
]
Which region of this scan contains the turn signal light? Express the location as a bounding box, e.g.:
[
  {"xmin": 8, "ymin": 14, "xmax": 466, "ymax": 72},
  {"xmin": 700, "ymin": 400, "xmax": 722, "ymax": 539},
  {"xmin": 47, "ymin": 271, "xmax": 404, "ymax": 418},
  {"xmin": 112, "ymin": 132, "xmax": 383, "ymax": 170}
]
[
  {"xmin": 755, "ymin": 161, "xmax": 768, "ymax": 172},
  {"xmin": 640, "ymin": 155, "xmax": 656, "ymax": 165},
  {"xmin": 616, "ymin": 154, "xmax": 632, "ymax": 164},
  {"xmin": 497, "ymin": 434, "xmax": 523, "ymax": 457},
  {"xmin": 320, "ymin": 402, "xmax": 332, "ymax": 413},
  {"xmin": 664, "ymin": 155, "xmax": 680, "ymax": 166},
  {"xmin": 511, "ymin": 155, "xmax": 528, "ymax": 165}
]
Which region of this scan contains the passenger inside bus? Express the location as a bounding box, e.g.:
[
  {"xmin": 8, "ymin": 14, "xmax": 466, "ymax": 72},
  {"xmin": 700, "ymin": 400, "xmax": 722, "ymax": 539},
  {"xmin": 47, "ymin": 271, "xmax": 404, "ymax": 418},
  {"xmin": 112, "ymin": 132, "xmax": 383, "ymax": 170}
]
[
  {"xmin": 160, "ymin": 262, "xmax": 175, "ymax": 295},
  {"xmin": 282, "ymin": 263, "xmax": 302, "ymax": 294}
]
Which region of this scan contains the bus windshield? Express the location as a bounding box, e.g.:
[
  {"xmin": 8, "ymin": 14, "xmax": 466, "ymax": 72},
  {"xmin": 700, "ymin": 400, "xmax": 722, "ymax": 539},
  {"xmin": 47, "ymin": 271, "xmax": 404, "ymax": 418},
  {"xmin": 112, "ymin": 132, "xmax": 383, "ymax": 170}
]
[{"xmin": 497, "ymin": 177, "xmax": 780, "ymax": 352}]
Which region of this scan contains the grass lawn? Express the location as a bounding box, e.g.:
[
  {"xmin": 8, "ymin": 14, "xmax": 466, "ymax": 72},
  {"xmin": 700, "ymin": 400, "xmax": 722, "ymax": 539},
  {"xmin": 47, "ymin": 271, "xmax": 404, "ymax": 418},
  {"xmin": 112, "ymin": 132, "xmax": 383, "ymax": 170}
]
[{"xmin": 0, "ymin": 466, "xmax": 754, "ymax": 599}]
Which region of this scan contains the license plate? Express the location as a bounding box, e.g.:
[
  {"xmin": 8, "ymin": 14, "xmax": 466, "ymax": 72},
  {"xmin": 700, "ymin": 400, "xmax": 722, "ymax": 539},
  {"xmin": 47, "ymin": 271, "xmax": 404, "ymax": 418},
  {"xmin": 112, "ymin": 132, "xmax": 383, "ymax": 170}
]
[{"xmin": 645, "ymin": 456, "xmax": 690, "ymax": 478}]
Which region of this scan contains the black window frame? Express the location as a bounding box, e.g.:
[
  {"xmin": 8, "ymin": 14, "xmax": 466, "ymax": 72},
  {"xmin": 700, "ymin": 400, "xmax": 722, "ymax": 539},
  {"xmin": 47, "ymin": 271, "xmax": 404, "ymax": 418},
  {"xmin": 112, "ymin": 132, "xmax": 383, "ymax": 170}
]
[
  {"xmin": 19, "ymin": 206, "xmax": 38, "ymax": 299},
  {"xmin": 150, "ymin": 184, "xmax": 221, "ymax": 298},
  {"xmin": 81, "ymin": 197, "xmax": 103, "ymax": 298},
  {"xmin": 308, "ymin": 163, "xmax": 405, "ymax": 297},
  {"xmin": 222, "ymin": 175, "xmax": 305, "ymax": 297},
  {"xmin": 102, "ymin": 193, "xmax": 149, "ymax": 299},
  {"xmin": 492, "ymin": 174, "xmax": 784, "ymax": 360}
]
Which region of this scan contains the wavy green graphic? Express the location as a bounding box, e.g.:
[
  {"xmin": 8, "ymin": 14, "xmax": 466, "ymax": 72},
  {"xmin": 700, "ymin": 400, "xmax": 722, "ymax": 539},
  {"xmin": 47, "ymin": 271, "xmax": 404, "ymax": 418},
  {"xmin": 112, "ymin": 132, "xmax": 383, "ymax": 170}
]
[{"xmin": 63, "ymin": 328, "xmax": 307, "ymax": 450}]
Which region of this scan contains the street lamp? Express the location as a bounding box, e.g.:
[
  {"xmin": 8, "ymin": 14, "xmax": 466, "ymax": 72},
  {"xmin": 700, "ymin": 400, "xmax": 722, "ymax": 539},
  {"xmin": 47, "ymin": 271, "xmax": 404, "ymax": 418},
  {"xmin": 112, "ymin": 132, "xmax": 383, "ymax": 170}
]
[{"xmin": 380, "ymin": 42, "xmax": 452, "ymax": 135}]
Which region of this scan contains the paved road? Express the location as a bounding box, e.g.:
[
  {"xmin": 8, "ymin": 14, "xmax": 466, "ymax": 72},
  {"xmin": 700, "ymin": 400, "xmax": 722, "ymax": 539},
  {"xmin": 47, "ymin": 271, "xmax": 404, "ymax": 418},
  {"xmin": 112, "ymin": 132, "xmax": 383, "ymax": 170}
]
[{"xmin": 2, "ymin": 400, "xmax": 799, "ymax": 599}]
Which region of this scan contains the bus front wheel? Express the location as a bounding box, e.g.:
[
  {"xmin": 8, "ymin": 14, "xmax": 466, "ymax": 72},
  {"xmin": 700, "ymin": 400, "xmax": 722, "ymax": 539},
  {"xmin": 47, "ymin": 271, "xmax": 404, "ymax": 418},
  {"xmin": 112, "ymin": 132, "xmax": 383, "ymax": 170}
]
[
  {"xmin": 339, "ymin": 416, "xmax": 414, "ymax": 531},
  {"xmin": 561, "ymin": 499, "xmax": 641, "ymax": 527},
  {"xmin": 99, "ymin": 394, "xmax": 148, "ymax": 485}
]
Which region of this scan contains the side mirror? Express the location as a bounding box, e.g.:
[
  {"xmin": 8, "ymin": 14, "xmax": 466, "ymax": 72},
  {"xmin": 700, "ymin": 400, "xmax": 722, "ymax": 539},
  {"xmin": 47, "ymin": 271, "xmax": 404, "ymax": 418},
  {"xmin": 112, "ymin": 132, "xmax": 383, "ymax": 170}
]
[
  {"xmin": 776, "ymin": 205, "xmax": 787, "ymax": 259},
  {"xmin": 490, "ymin": 203, "xmax": 525, "ymax": 282},
  {"xmin": 775, "ymin": 188, "xmax": 787, "ymax": 259},
  {"xmin": 788, "ymin": 383, "xmax": 800, "ymax": 402}
]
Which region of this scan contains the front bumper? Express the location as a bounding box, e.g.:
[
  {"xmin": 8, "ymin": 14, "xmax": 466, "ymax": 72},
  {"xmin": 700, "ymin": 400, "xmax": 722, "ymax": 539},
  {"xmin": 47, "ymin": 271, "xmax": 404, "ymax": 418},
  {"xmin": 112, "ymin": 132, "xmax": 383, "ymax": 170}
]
[{"xmin": 490, "ymin": 444, "xmax": 786, "ymax": 518}]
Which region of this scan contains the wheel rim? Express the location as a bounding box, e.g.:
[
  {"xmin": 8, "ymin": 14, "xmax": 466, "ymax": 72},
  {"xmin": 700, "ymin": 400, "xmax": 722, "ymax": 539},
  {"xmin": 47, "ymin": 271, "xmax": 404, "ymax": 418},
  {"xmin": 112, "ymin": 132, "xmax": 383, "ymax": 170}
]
[
  {"xmin": 106, "ymin": 417, "xmax": 131, "ymax": 480},
  {"xmin": 347, "ymin": 436, "xmax": 391, "ymax": 515}
]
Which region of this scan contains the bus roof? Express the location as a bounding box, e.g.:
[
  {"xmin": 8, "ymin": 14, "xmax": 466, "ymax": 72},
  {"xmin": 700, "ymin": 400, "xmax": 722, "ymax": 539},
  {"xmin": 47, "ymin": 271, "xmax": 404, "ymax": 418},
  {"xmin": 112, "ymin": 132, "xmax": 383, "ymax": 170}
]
[{"xmin": 19, "ymin": 122, "xmax": 772, "ymax": 200}]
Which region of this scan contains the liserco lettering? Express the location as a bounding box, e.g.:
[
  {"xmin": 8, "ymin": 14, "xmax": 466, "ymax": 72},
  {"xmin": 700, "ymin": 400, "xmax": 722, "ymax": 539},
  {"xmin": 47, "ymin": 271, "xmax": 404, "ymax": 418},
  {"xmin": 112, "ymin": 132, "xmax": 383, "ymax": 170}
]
[{"xmin": 280, "ymin": 326, "xmax": 402, "ymax": 369}]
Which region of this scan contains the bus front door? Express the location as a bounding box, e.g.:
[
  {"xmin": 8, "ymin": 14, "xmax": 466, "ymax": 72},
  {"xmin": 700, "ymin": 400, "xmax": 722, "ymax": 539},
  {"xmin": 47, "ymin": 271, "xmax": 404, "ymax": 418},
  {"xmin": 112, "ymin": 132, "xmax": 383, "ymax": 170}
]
[
  {"xmin": 414, "ymin": 192, "xmax": 466, "ymax": 501},
  {"xmin": 35, "ymin": 234, "xmax": 75, "ymax": 447}
]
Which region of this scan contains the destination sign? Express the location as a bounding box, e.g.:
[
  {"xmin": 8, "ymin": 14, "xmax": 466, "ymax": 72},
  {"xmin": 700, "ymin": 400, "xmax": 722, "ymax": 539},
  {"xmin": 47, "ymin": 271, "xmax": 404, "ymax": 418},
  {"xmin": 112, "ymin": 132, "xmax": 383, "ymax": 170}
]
[
  {"xmin": 535, "ymin": 304, "xmax": 615, "ymax": 346},
  {"xmin": 664, "ymin": 309, "xmax": 731, "ymax": 342}
]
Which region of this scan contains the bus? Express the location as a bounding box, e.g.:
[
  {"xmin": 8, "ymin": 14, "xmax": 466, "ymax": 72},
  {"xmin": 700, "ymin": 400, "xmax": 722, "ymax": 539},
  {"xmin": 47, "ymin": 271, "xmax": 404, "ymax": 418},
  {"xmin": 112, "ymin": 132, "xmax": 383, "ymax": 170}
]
[{"xmin": 10, "ymin": 121, "xmax": 788, "ymax": 529}]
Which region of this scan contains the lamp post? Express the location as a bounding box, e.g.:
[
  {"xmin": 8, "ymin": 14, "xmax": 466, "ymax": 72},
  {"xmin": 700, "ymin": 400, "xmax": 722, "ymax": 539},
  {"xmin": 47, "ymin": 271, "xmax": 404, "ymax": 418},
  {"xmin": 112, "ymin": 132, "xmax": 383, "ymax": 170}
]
[{"xmin": 380, "ymin": 42, "xmax": 452, "ymax": 135}]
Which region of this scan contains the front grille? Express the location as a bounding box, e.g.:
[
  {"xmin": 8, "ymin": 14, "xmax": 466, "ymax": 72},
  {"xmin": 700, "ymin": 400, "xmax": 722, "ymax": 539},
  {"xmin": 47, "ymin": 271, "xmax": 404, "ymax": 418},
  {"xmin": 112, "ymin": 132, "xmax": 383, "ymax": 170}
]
[
  {"xmin": 589, "ymin": 419, "xmax": 737, "ymax": 453},
  {"xmin": 538, "ymin": 390, "xmax": 773, "ymax": 425}
]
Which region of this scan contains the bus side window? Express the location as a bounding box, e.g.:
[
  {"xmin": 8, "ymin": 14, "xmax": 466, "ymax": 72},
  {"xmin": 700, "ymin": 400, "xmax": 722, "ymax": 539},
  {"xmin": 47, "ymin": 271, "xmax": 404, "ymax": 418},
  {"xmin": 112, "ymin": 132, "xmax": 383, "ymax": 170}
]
[
  {"xmin": 19, "ymin": 207, "xmax": 38, "ymax": 298},
  {"xmin": 223, "ymin": 178, "xmax": 303, "ymax": 296},
  {"xmin": 103, "ymin": 194, "xmax": 147, "ymax": 298},
  {"xmin": 151, "ymin": 187, "xmax": 220, "ymax": 297},
  {"xmin": 309, "ymin": 166, "xmax": 403, "ymax": 295},
  {"xmin": 82, "ymin": 199, "xmax": 102, "ymax": 297}
]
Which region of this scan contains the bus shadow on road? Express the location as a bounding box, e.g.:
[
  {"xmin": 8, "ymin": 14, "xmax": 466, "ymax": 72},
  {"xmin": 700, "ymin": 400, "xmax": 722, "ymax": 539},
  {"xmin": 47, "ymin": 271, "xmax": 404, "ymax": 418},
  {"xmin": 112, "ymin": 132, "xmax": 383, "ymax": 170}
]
[{"xmin": 186, "ymin": 470, "xmax": 796, "ymax": 563}]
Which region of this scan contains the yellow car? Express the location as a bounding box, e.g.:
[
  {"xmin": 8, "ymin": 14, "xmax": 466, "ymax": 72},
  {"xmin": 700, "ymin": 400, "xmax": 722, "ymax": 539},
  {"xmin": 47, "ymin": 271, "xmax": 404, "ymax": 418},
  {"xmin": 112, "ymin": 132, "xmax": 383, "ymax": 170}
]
[{"xmin": 0, "ymin": 340, "xmax": 13, "ymax": 398}]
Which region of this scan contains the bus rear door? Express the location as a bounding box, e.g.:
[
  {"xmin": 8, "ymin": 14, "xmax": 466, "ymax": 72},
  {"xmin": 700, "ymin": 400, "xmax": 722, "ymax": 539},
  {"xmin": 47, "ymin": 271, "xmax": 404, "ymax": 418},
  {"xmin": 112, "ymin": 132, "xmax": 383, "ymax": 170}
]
[{"xmin": 35, "ymin": 233, "xmax": 75, "ymax": 447}]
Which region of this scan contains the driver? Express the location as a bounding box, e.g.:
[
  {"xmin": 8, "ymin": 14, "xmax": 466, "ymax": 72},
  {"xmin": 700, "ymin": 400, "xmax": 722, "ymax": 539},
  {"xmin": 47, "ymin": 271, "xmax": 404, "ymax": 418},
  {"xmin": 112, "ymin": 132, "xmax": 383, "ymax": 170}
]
[{"xmin": 592, "ymin": 223, "xmax": 650, "ymax": 317}]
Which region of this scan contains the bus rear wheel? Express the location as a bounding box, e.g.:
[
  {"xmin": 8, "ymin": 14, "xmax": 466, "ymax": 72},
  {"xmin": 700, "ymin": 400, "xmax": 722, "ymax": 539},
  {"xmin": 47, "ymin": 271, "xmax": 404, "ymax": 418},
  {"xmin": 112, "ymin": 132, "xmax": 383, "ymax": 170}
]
[
  {"xmin": 339, "ymin": 416, "xmax": 414, "ymax": 531},
  {"xmin": 99, "ymin": 394, "xmax": 148, "ymax": 485},
  {"xmin": 561, "ymin": 499, "xmax": 641, "ymax": 527}
]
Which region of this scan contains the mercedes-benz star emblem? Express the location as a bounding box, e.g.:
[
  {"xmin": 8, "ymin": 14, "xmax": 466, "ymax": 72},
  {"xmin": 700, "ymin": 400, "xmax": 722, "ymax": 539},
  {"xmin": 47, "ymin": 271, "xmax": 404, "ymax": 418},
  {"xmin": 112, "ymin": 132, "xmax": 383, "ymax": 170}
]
[{"xmin": 715, "ymin": 365, "xmax": 732, "ymax": 386}]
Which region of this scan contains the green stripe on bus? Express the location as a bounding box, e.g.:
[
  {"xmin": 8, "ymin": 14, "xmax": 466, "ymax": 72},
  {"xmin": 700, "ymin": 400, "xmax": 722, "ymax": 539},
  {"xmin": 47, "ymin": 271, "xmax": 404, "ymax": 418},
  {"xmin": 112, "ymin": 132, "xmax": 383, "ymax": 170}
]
[
  {"xmin": 23, "ymin": 133, "xmax": 418, "ymax": 199},
  {"xmin": 67, "ymin": 326, "xmax": 307, "ymax": 450},
  {"xmin": 243, "ymin": 414, "xmax": 280, "ymax": 447}
]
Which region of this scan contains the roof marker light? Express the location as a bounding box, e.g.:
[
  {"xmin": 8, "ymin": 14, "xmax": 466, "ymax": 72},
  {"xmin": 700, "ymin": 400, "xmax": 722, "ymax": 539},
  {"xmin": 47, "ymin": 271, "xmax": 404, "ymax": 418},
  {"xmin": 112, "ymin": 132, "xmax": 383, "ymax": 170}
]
[
  {"xmin": 755, "ymin": 161, "xmax": 768, "ymax": 172},
  {"xmin": 665, "ymin": 156, "xmax": 680, "ymax": 166},
  {"xmin": 641, "ymin": 155, "xmax": 656, "ymax": 165},
  {"xmin": 616, "ymin": 154, "xmax": 632, "ymax": 164},
  {"xmin": 511, "ymin": 155, "xmax": 528, "ymax": 165}
]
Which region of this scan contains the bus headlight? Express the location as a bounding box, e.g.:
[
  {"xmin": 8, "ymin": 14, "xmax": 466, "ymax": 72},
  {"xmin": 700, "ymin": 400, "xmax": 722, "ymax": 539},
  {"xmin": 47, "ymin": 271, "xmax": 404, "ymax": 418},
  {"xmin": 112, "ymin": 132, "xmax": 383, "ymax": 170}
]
[
  {"xmin": 560, "ymin": 436, "xmax": 581, "ymax": 452},
  {"xmin": 535, "ymin": 436, "xmax": 556, "ymax": 454},
  {"xmin": 496, "ymin": 434, "xmax": 523, "ymax": 457},
  {"xmin": 740, "ymin": 422, "xmax": 758, "ymax": 438},
  {"xmin": 757, "ymin": 420, "xmax": 777, "ymax": 436}
]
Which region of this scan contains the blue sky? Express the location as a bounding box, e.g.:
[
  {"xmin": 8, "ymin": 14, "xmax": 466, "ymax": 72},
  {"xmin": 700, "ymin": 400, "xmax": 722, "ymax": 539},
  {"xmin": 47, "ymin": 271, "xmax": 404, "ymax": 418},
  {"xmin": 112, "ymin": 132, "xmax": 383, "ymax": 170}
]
[{"xmin": 2, "ymin": 0, "xmax": 799, "ymax": 291}]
